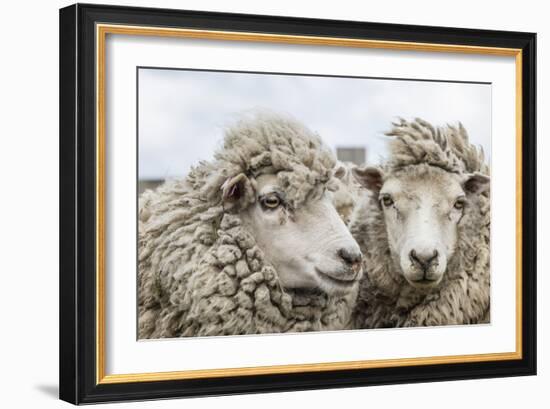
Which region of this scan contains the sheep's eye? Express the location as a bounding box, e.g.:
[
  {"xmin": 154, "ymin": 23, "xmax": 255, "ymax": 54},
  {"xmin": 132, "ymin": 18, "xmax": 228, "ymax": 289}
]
[
  {"xmin": 261, "ymin": 194, "xmax": 281, "ymax": 209},
  {"xmin": 380, "ymin": 195, "xmax": 394, "ymax": 207},
  {"xmin": 454, "ymin": 197, "xmax": 466, "ymax": 210}
]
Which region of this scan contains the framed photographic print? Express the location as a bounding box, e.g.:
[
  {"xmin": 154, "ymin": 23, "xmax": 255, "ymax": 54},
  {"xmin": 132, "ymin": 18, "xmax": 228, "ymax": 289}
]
[{"xmin": 59, "ymin": 3, "xmax": 537, "ymax": 404}]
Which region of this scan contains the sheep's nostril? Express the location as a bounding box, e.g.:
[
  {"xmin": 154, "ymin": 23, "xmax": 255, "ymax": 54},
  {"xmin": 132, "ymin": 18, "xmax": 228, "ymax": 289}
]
[
  {"xmin": 409, "ymin": 249, "xmax": 438, "ymax": 271},
  {"xmin": 338, "ymin": 247, "xmax": 362, "ymax": 265}
]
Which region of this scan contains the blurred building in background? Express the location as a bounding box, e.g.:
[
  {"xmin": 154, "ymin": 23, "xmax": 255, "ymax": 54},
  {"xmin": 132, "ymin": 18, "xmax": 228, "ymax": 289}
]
[
  {"xmin": 336, "ymin": 147, "xmax": 366, "ymax": 166},
  {"xmin": 138, "ymin": 179, "xmax": 163, "ymax": 195}
]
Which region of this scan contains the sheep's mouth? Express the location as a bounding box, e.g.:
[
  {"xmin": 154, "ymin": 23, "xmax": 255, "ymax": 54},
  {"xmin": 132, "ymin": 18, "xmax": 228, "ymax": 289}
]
[
  {"xmin": 315, "ymin": 268, "xmax": 358, "ymax": 287},
  {"xmin": 406, "ymin": 277, "xmax": 442, "ymax": 289}
]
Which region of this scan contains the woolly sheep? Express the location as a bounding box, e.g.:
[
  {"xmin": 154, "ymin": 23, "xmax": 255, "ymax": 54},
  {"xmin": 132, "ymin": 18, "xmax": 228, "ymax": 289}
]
[
  {"xmin": 138, "ymin": 114, "xmax": 363, "ymax": 338},
  {"xmin": 350, "ymin": 118, "xmax": 490, "ymax": 328},
  {"xmin": 331, "ymin": 161, "xmax": 363, "ymax": 225}
]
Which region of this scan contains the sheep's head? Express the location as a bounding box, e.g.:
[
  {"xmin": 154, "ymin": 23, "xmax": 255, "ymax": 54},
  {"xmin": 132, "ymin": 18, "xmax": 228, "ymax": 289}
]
[
  {"xmin": 215, "ymin": 114, "xmax": 363, "ymax": 296},
  {"xmin": 352, "ymin": 118, "xmax": 489, "ymax": 291},
  {"xmin": 354, "ymin": 165, "xmax": 488, "ymax": 290}
]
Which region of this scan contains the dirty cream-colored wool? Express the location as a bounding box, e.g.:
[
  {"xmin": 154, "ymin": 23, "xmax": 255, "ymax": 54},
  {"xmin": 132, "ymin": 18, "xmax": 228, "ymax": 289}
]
[
  {"xmin": 138, "ymin": 114, "xmax": 357, "ymax": 338},
  {"xmin": 331, "ymin": 161, "xmax": 363, "ymax": 225},
  {"xmin": 351, "ymin": 118, "xmax": 490, "ymax": 328}
]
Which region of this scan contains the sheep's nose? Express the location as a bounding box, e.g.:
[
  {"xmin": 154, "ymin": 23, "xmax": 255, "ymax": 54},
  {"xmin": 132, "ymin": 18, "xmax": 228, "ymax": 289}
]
[
  {"xmin": 409, "ymin": 249, "xmax": 439, "ymax": 272},
  {"xmin": 338, "ymin": 247, "xmax": 362, "ymax": 266}
]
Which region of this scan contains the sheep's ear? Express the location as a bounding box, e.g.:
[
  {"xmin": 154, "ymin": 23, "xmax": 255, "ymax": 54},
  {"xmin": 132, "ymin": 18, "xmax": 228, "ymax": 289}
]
[
  {"xmin": 462, "ymin": 172, "xmax": 490, "ymax": 195},
  {"xmin": 221, "ymin": 173, "xmax": 251, "ymax": 202},
  {"xmin": 352, "ymin": 166, "xmax": 384, "ymax": 192}
]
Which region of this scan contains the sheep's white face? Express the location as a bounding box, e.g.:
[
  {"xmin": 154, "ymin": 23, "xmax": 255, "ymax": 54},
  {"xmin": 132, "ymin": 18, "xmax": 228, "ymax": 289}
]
[
  {"xmin": 354, "ymin": 166, "xmax": 489, "ymax": 290},
  {"xmin": 238, "ymin": 174, "xmax": 363, "ymax": 296}
]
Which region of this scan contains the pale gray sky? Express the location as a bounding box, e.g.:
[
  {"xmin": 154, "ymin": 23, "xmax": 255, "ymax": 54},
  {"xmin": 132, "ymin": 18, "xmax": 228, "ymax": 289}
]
[{"xmin": 138, "ymin": 68, "xmax": 491, "ymax": 180}]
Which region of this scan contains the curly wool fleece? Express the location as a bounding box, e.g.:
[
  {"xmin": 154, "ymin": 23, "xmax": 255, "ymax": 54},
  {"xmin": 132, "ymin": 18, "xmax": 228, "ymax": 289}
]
[
  {"xmin": 351, "ymin": 118, "xmax": 490, "ymax": 328},
  {"xmin": 138, "ymin": 114, "xmax": 358, "ymax": 338}
]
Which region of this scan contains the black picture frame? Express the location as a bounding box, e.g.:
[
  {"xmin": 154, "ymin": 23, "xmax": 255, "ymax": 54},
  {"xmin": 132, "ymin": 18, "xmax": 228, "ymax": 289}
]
[{"xmin": 59, "ymin": 3, "xmax": 536, "ymax": 404}]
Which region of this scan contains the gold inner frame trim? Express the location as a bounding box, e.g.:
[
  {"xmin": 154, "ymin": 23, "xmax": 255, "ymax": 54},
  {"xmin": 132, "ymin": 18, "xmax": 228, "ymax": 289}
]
[{"xmin": 96, "ymin": 23, "xmax": 523, "ymax": 385}]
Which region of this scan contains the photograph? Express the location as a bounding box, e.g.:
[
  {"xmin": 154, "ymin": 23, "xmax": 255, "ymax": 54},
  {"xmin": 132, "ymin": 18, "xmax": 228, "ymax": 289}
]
[
  {"xmin": 137, "ymin": 68, "xmax": 492, "ymax": 338},
  {"xmin": 57, "ymin": 3, "xmax": 536, "ymax": 404},
  {"xmin": 2, "ymin": 0, "xmax": 544, "ymax": 405}
]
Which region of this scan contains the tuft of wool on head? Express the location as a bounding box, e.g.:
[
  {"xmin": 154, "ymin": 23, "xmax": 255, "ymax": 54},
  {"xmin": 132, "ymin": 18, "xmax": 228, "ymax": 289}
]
[
  {"xmin": 386, "ymin": 117, "xmax": 489, "ymax": 175},
  {"xmin": 351, "ymin": 118, "xmax": 490, "ymax": 329},
  {"xmin": 138, "ymin": 113, "xmax": 357, "ymax": 338},
  {"xmin": 192, "ymin": 113, "xmax": 339, "ymax": 212}
]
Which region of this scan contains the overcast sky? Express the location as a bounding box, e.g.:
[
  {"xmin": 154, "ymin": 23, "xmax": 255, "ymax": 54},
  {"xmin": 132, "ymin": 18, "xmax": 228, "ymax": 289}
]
[{"xmin": 138, "ymin": 68, "xmax": 491, "ymax": 180}]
